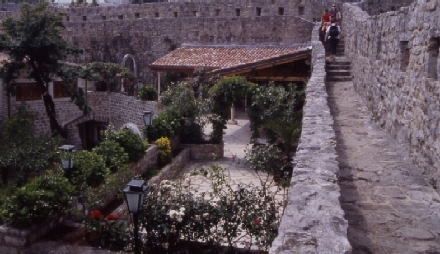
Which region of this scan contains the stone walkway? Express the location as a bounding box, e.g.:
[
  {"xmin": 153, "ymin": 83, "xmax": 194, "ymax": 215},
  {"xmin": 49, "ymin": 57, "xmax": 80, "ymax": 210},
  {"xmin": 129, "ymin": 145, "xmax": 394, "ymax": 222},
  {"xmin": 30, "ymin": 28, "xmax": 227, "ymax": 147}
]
[{"xmin": 326, "ymin": 58, "xmax": 440, "ymax": 253}]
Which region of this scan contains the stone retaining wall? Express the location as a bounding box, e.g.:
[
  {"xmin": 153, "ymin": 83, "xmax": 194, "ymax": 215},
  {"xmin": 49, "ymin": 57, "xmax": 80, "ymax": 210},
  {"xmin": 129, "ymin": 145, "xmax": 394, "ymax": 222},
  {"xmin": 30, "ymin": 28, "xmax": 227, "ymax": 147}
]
[
  {"xmin": 343, "ymin": 1, "xmax": 440, "ymax": 192},
  {"xmin": 181, "ymin": 142, "xmax": 224, "ymax": 160},
  {"xmin": 269, "ymin": 26, "xmax": 351, "ymax": 254}
]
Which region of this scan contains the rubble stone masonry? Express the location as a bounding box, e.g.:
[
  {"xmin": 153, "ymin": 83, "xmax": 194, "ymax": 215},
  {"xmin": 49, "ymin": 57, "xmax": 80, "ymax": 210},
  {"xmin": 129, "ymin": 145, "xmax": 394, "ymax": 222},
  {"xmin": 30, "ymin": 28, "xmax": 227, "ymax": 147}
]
[{"xmin": 343, "ymin": 0, "xmax": 440, "ymax": 193}]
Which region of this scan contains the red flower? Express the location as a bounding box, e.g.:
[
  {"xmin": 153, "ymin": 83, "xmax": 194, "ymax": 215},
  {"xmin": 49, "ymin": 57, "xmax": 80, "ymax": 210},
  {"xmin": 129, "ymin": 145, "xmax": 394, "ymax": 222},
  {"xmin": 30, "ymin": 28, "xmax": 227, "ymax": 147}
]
[
  {"xmin": 106, "ymin": 214, "xmax": 120, "ymax": 220},
  {"xmin": 88, "ymin": 210, "xmax": 103, "ymax": 220},
  {"xmin": 253, "ymin": 218, "xmax": 261, "ymax": 225}
]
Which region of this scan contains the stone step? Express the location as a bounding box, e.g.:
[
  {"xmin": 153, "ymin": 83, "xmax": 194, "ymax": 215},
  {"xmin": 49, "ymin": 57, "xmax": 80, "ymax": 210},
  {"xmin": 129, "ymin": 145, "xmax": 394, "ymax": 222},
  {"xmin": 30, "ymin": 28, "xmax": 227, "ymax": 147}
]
[
  {"xmin": 326, "ymin": 64, "xmax": 351, "ymax": 70},
  {"xmin": 326, "ymin": 60, "xmax": 351, "ymax": 66},
  {"xmin": 326, "ymin": 76, "xmax": 352, "ymax": 82},
  {"xmin": 327, "ymin": 70, "xmax": 351, "ymax": 77}
]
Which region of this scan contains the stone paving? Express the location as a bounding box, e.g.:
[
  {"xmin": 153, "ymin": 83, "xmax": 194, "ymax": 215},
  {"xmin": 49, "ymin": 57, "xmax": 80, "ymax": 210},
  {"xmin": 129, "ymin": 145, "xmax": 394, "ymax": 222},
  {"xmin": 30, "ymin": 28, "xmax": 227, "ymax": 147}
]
[{"xmin": 326, "ymin": 58, "xmax": 440, "ymax": 253}]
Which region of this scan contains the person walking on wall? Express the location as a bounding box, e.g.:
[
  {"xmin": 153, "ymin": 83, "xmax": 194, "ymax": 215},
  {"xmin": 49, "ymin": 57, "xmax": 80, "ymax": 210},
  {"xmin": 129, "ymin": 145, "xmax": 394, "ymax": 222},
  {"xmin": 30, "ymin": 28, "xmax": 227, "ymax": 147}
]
[
  {"xmin": 321, "ymin": 9, "xmax": 331, "ymax": 24},
  {"xmin": 325, "ymin": 22, "xmax": 341, "ymax": 61}
]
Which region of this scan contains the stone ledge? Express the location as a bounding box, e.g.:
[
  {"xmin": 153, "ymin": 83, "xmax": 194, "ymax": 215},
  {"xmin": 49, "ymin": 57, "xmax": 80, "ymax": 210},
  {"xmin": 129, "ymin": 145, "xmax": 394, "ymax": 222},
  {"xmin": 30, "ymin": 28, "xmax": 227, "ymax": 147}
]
[{"xmin": 269, "ymin": 27, "xmax": 351, "ymax": 254}]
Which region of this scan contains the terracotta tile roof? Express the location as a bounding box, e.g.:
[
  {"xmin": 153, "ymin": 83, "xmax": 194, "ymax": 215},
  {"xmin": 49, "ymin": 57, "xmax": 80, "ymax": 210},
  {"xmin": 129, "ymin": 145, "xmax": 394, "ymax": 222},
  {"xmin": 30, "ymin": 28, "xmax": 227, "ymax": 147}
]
[{"xmin": 149, "ymin": 44, "xmax": 311, "ymax": 73}]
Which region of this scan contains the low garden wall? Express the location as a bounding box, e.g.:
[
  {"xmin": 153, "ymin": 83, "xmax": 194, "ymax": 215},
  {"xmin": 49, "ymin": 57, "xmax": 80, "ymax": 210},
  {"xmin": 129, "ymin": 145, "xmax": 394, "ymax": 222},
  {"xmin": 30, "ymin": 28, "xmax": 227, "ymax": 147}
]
[{"xmin": 181, "ymin": 142, "xmax": 224, "ymax": 160}]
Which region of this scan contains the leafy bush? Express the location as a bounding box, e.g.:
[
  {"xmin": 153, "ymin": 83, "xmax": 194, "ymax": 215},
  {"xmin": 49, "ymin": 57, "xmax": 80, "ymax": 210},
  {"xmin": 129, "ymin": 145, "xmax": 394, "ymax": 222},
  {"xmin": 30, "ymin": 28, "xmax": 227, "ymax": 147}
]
[
  {"xmin": 140, "ymin": 165, "xmax": 286, "ymax": 252},
  {"xmin": 73, "ymin": 150, "xmax": 109, "ymax": 188},
  {"xmin": 138, "ymin": 84, "xmax": 158, "ymax": 101},
  {"xmin": 156, "ymin": 137, "xmax": 172, "ymax": 166},
  {"xmin": 105, "ymin": 128, "xmax": 145, "ymax": 163},
  {"xmin": 93, "ymin": 140, "xmax": 129, "ymax": 172},
  {"xmin": 148, "ymin": 110, "xmax": 183, "ymax": 141},
  {"xmin": 85, "ymin": 210, "xmax": 127, "ymax": 251},
  {"xmin": 0, "ymin": 170, "xmax": 74, "ymax": 229}
]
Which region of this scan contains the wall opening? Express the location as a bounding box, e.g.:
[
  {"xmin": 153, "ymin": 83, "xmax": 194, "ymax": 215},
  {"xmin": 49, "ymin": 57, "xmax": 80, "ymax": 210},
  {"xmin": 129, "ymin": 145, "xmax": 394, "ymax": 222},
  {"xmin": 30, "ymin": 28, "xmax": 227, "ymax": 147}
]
[
  {"xmin": 193, "ymin": 11, "xmax": 198, "ymax": 17},
  {"xmin": 66, "ymin": 16, "xmax": 69, "ymax": 21},
  {"xmin": 298, "ymin": 6, "xmax": 304, "ymax": 15},
  {"xmin": 400, "ymin": 41, "xmax": 410, "ymax": 72},
  {"xmin": 118, "ymin": 15, "xmax": 123, "ymax": 20},
  {"xmin": 427, "ymin": 37, "xmax": 439, "ymax": 79},
  {"xmin": 256, "ymin": 7, "xmax": 261, "ymax": 16},
  {"xmin": 215, "ymin": 9, "xmax": 220, "ymax": 16},
  {"xmin": 279, "ymin": 7, "xmax": 285, "ymax": 16},
  {"xmin": 235, "ymin": 8, "xmax": 241, "ymax": 16},
  {"xmin": 174, "ymin": 12, "xmax": 178, "ymax": 17},
  {"xmin": 82, "ymin": 16, "xmax": 87, "ymax": 21},
  {"xmin": 155, "ymin": 12, "xmax": 159, "ymax": 18},
  {"xmin": 101, "ymin": 15, "xmax": 106, "ymax": 20},
  {"xmin": 135, "ymin": 13, "xmax": 140, "ymax": 18}
]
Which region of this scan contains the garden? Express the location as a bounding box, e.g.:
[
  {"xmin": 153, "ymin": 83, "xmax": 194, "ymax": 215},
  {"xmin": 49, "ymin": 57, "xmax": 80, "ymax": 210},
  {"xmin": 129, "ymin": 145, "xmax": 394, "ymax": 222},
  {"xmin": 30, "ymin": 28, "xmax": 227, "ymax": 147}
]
[{"xmin": 0, "ymin": 3, "xmax": 305, "ymax": 253}]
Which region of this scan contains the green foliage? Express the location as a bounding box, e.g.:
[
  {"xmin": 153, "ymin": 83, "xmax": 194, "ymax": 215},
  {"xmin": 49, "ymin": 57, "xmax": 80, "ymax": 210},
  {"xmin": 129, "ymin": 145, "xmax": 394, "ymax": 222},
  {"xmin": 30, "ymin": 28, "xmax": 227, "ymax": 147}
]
[
  {"xmin": 0, "ymin": 170, "xmax": 74, "ymax": 229},
  {"xmin": 148, "ymin": 110, "xmax": 183, "ymax": 141},
  {"xmin": 208, "ymin": 76, "xmax": 253, "ymax": 143},
  {"xmin": 138, "ymin": 84, "xmax": 158, "ymax": 101},
  {"xmin": 84, "ymin": 210, "xmax": 127, "ymax": 251},
  {"xmin": 110, "ymin": 128, "xmax": 145, "ymax": 163},
  {"xmin": 80, "ymin": 62, "xmax": 135, "ymax": 92},
  {"xmin": 140, "ymin": 165, "xmax": 286, "ymax": 252},
  {"xmin": 93, "ymin": 140, "xmax": 129, "ymax": 172},
  {"xmin": 156, "ymin": 137, "xmax": 172, "ymax": 166},
  {"xmin": 263, "ymin": 120, "xmax": 302, "ymax": 161},
  {"xmin": 72, "ymin": 150, "xmax": 109, "ymax": 188},
  {"xmin": 247, "ymin": 83, "xmax": 305, "ymax": 139},
  {"xmin": 0, "ymin": 106, "xmax": 60, "ymax": 186}
]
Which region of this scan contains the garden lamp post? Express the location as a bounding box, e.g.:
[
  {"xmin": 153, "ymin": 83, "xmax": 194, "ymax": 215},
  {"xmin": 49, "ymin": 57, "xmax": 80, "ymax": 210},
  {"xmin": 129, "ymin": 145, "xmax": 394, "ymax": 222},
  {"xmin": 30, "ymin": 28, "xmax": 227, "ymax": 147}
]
[
  {"xmin": 143, "ymin": 110, "xmax": 153, "ymax": 141},
  {"xmin": 58, "ymin": 145, "xmax": 76, "ymax": 171},
  {"xmin": 123, "ymin": 179, "xmax": 148, "ymax": 254}
]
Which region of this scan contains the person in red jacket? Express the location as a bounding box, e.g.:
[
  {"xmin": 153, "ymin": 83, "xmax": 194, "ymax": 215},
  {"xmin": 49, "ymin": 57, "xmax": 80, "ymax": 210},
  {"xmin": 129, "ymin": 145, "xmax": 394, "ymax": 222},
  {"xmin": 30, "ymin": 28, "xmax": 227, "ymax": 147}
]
[{"xmin": 321, "ymin": 9, "xmax": 331, "ymax": 24}]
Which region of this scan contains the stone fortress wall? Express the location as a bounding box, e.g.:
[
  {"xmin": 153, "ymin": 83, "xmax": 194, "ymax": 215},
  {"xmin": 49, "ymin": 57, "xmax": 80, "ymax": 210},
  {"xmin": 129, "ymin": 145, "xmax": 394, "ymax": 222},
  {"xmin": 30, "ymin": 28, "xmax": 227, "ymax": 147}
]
[{"xmin": 343, "ymin": 0, "xmax": 440, "ymax": 193}]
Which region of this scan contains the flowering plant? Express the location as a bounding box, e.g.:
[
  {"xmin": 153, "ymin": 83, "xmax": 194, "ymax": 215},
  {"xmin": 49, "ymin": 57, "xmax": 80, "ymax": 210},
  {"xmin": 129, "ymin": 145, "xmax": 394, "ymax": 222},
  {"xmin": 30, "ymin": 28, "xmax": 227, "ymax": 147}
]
[{"xmin": 84, "ymin": 210, "xmax": 127, "ymax": 250}]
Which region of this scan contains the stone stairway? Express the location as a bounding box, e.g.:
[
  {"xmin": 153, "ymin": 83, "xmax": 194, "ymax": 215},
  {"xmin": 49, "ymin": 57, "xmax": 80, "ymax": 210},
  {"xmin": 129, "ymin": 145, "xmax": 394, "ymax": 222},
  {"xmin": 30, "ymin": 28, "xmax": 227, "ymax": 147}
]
[
  {"xmin": 325, "ymin": 34, "xmax": 440, "ymax": 253},
  {"xmin": 326, "ymin": 39, "xmax": 352, "ymax": 82}
]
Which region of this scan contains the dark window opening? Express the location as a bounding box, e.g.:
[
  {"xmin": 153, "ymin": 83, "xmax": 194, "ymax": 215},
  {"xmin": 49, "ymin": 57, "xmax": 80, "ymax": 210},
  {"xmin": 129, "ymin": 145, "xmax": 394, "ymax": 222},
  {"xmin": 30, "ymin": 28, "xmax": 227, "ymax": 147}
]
[
  {"xmin": 427, "ymin": 37, "xmax": 439, "ymax": 79},
  {"xmin": 298, "ymin": 6, "xmax": 304, "ymax": 16},
  {"xmin": 102, "ymin": 15, "xmax": 106, "ymax": 20},
  {"xmin": 118, "ymin": 15, "xmax": 123, "ymax": 20},
  {"xmin": 193, "ymin": 11, "xmax": 198, "ymax": 17},
  {"xmin": 235, "ymin": 8, "xmax": 240, "ymax": 16},
  {"xmin": 82, "ymin": 16, "xmax": 87, "ymax": 21},
  {"xmin": 279, "ymin": 7, "xmax": 285, "ymax": 15},
  {"xmin": 66, "ymin": 16, "xmax": 70, "ymax": 21},
  {"xmin": 155, "ymin": 12, "xmax": 159, "ymax": 18},
  {"xmin": 174, "ymin": 12, "xmax": 178, "ymax": 18},
  {"xmin": 215, "ymin": 9, "xmax": 220, "ymax": 16},
  {"xmin": 391, "ymin": 6, "xmax": 396, "ymax": 11},
  {"xmin": 15, "ymin": 83, "xmax": 42, "ymax": 101},
  {"xmin": 135, "ymin": 13, "xmax": 140, "ymax": 18},
  {"xmin": 256, "ymin": 7, "xmax": 261, "ymax": 16},
  {"xmin": 400, "ymin": 41, "xmax": 410, "ymax": 72}
]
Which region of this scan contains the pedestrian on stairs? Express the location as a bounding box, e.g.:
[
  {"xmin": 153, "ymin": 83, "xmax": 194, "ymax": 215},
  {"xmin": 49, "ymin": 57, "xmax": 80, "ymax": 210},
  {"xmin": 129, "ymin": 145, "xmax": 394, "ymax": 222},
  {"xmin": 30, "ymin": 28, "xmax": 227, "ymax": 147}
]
[{"xmin": 325, "ymin": 22, "xmax": 341, "ymax": 61}]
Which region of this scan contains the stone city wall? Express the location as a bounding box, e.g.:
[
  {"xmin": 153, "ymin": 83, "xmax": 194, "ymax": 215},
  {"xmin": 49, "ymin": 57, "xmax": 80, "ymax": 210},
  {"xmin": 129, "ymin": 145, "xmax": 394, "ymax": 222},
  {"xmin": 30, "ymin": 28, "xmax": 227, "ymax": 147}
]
[
  {"xmin": 357, "ymin": 0, "xmax": 415, "ymax": 16},
  {"xmin": 269, "ymin": 26, "xmax": 351, "ymax": 254},
  {"xmin": 343, "ymin": 1, "xmax": 440, "ymax": 192}
]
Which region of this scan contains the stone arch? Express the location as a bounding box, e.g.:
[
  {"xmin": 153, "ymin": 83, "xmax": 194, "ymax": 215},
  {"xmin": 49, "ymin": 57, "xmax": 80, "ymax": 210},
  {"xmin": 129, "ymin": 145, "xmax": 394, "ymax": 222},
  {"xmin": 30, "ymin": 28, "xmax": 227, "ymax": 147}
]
[
  {"xmin": 65, "ymin": 113, "xmax": 109, "ymax": 150},
  {"xmin": 121, "ymin": 122, "xmax": 143, "ymax": 137},
  {"xmin": 121, "ymin": 54, "xmax": 138, "ymax": 93}
]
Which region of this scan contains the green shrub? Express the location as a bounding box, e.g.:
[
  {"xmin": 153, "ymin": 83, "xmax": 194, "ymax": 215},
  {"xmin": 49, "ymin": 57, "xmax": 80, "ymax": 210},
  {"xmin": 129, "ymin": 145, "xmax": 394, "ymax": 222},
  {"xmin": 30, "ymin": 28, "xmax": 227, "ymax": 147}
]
[
  {"xmin": 0, "ymin": 170, "xmax": 74, "ymax": 229},
  {"xmin": 73, "ymin": 150, "xmax": 109, "ymax": 188},
  {"xmin": 113, "ymin": 129, "xmax": 146, "ymax": 163},
  {"xmin": 93, "ymin": 140, "xmax": 129, "ymax": 172},
  {"xmin": 148, "ymin": 110, "xmax": 183, "ymax": 141},
  {"xmin": 138, "ymin": 84, "xmax": 158, "ymax": 101},
  {"xmin": 156, "ymin": 137, "xmax": 172, "ymax": 166}
]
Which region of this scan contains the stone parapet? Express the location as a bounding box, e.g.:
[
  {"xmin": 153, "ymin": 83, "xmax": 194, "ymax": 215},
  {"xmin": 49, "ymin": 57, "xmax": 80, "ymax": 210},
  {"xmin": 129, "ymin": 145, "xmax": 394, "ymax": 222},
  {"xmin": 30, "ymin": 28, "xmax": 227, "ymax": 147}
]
[
  {"xmin": 269, "ymin": 26, "xmax": 351, "ymax": 254},
  {"xmin": 342, "ymin": 1, "xmax": 440, "ymax": 193},
  {"xmin": 149, "ymin": 148, "xmax": 190, "ymax": 185}
]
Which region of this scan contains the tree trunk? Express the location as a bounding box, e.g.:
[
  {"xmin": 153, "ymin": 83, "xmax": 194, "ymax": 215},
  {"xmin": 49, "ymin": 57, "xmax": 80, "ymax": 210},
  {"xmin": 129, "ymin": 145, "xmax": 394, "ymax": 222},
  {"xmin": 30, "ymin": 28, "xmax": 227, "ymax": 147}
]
[
  {"xmin": 43, "ymin": 92, "xmax": 67, "ymax": 138},
  {"xmin": 1, "ymin": 166, "xmax": 8, "ymax": 185}
]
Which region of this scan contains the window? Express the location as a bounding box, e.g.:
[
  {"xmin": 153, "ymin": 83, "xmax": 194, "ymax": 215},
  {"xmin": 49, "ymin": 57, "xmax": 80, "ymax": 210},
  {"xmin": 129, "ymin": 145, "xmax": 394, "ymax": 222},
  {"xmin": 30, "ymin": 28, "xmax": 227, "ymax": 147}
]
[
  {"xmin": 174, "ymin": 12, "xmax": 178, "ymax": 18},
  {"xmin": 427, "ymin": 37, "xmax": 439, "ymax": 79},
  {"xmin": 400, "ymin": 41, "xmax": 410, "ymax": 72},
  {"xmin": 256, "ymin": 7, "xmax": 261, "ymax": 16},
  {"xmin": 215, "ymin": 9, "xmax": 220, "ymax": 16},
  {"xmin": 82, "ymin": 16, "xmax": 87, "ymax": 21},
  {"xmin": 279, "ymin": 7, "xmax": 285, "ymax": 16},
  {"xmin": 102, "ymin": 15, "xmax": 106, "ymax": 20},
  {"xmin": 66, "ymin": 16, "xmax": 70, "ymax": 22},
  {"xmin": 193, "ymin": 11, "xmax": 198, "ymax": 17},
  {"xmin": 298, "ymin": 6, "xmax": 304, "ymax": 15},
  {"xmin": 53, "ymin": 81, "xmax": 76, "ymax": 99},
  {"xmin": 235, "ymin": 8, "xmax": 240, "ymax": 17},
  {"xmin": 118, "ymin": 15, "xmax": 123, "ymax": 20},
  {"xmin": 135, "ymin": 13, "xmax": 140, "ymax": 18},
  {"xmin": 155, "ymin": 12, "xmax": 159, "ymax": 18},
  {"xmin": 15, "ymin": 83, "xmax": 42, "ymax": 101}
]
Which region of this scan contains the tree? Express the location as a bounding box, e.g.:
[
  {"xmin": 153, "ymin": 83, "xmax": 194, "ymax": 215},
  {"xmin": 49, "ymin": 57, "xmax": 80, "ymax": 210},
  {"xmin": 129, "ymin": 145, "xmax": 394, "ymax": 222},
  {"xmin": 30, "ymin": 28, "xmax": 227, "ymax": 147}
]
[{"xmin": 0, "ymin": 3, "xmax": 82, "ymax": 138}]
